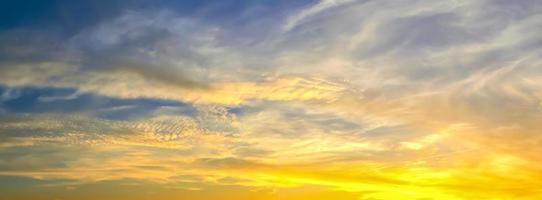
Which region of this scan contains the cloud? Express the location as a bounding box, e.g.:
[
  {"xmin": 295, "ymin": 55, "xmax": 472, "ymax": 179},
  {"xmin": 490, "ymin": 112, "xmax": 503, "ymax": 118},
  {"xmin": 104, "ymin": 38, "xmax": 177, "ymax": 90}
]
[
  {"xmin": 1, "ymin": 0, "xmax": 542, "ymax": 199},
  {"xmin": 282, "ymin": 0, "xmax": 358, "ymax": 32},
  {"xmin": 70, "ymin": 10, "xmax": 218, "ymax": 89}
]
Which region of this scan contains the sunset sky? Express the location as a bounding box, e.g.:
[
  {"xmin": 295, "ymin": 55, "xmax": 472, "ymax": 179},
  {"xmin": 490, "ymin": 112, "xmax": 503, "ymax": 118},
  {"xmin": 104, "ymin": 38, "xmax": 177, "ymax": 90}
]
[{"xmin": 1, "ymin": 0, "xmax": 542, "ymax": 199}]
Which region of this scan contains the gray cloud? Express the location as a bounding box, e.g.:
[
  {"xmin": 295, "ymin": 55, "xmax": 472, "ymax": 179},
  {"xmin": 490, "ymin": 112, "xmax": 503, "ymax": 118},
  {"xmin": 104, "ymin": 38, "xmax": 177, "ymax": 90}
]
[{"xmin": 69, "ymin": 11, "xmax": 219, "ymax": 89}]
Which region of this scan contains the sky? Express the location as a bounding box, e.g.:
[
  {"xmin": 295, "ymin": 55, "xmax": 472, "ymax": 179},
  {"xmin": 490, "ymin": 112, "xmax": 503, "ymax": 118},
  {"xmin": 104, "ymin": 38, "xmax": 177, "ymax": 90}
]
[{"xmin": 1, "ymin": 0, "xmax": 542, "ymax": 199}]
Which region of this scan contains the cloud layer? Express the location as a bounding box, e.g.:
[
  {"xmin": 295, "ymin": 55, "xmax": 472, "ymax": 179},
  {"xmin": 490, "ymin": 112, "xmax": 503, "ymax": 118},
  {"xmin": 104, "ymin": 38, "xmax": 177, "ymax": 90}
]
[{"xmin": 1, "ymin": 0, "xmax": 542, "ymax": 199}]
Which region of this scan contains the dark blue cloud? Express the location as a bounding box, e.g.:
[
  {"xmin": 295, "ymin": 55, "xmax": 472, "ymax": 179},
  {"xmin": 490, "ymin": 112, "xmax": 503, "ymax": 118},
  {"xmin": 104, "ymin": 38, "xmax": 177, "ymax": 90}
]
[
  {"xmin": 0, "ymin": 85, "xmax": 195, "ymax": 120},
  {"xmin": 1, "ymin": 0, "xmax": 137, "ymax": 35},
  {"xmin": 0, "ymin": 0, "xmax": 316, "ymax": 35},
  {"xmin": 0, "ymin": 0, "xmax": 54, "ymax": 30}
]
